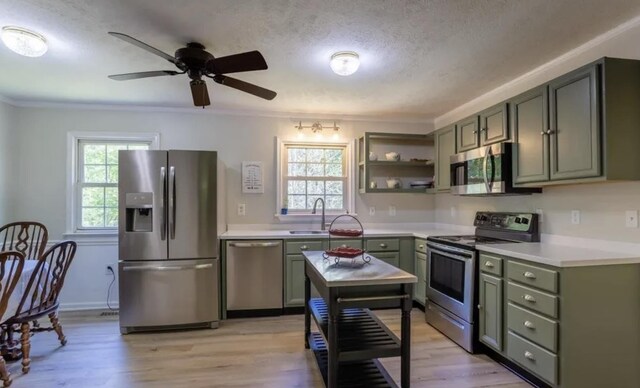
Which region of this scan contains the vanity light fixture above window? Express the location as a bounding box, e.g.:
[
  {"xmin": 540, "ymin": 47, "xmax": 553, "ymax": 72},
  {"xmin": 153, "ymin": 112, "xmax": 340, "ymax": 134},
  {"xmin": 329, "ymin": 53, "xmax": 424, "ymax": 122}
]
[
  {"xmin": 1, "ymin": 26, "xmax": 48, "ymax": 57},
  {"xmin": 330, "ymin": 51, "xmax": 359, "ymax": 76}
]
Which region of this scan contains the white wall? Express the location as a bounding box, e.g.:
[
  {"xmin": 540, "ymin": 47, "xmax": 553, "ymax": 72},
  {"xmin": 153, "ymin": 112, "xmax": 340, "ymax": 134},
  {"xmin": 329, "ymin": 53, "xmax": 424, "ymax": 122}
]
[
  {"xmin": 0, "ymin": 100, "xmax": 15, "ymax": 224},
  {"xmin": 11, "ymin": 105, "xmax": 434, "ymax": 309},
  {"xmin": 432, "ymin": 16, "xmax": 640, "ymax": 245}
]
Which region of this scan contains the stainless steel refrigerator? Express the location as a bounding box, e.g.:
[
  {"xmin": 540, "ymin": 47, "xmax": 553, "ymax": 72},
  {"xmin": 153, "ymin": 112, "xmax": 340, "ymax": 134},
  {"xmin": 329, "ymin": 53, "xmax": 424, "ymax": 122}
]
[{"xmin": 118, "ymin": 150, "xmax": 222, "ymax": 334}]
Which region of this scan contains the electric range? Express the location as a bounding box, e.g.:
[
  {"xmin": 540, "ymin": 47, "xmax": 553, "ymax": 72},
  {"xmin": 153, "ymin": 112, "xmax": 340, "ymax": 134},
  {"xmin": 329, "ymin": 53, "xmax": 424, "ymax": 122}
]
[{"xmin": 424, "ymin": 211, "xmax": 539, "ymax": 353}]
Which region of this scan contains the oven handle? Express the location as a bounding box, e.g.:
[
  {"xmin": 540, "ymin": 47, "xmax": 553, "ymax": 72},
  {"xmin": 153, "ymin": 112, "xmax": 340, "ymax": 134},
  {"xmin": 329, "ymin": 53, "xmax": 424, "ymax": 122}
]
[
  {"xmin": 426, "ymin": 242, "xmax": 474, "ymax": 258},
  {"xmin": 427, "ymin": 246, "xmax": 474, "ymax": 262}
]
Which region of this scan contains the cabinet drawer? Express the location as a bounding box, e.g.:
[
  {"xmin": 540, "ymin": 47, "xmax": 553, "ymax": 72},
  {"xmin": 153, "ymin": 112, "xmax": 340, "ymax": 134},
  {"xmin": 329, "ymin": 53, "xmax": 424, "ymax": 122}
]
[
  {"xmin": 329, "ymin": 239, "xmax": 363, "ymax": 250},
  {"xmin": 286, "ymin": 240, "xmax": 324, "ymax": 254},
  {"xmin": 366, "ymin": 238, "xmax": 399, "ymax": 252},
  {"xmin": 415, "ymin": 239, "xmax": 427, "ymax": 254},
  {"xmin": 507, "ymin": 332, "xmax": 558, "ymax": 385},
  {"xmin": 374, "ymin": 252, "xmax": 400, "ymax": 268},
  {"xmin": 479, "ymin": 253, "xmax": 503, "ymax": 276},
  {"xmin": 508, "ymin": 261, "xmax": 558, "ymax": 293},
  {"xmin": 508, "ymin": 282, "xmax": 558, "ymax": 319},
  {"xmin": 507, "ymin": 302, "xmax": 558, "ymax": 353}
]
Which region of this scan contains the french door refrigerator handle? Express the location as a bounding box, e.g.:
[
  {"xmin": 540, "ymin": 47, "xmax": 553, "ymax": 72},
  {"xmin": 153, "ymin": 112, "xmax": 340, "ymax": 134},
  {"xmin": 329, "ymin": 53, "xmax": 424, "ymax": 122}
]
[
  {"xmin": 169, "ymin": 165, "xmax": 176, "ymax": 239},
  {"xmin": 160, "ymin": 166, "xmax": 166, "ymax": 240},
  {"xmin": 123, "ymin": 263, "xmax": 213, "ymax": 271}
]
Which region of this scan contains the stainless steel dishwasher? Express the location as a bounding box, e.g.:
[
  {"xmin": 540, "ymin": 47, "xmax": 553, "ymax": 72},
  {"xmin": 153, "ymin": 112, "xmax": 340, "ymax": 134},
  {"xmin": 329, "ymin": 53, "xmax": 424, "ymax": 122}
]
[{"xmin": 226, "ymin": 240, "xmax": 283, "ymax": 312}]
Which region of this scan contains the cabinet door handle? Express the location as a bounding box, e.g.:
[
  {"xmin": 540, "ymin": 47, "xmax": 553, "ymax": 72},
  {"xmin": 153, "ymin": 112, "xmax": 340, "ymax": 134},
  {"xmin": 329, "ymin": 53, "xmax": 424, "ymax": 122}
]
[
  {"xmin": 523, "ymin": 294, "xmax": 536, "ymax": 303},
  {"xmin": 546, "ymin": 129, "xmax": 554, "ymax": 135},
  {"xmin": 540, "ymin": 131, "xmax": 547, "ymax": 136},
  {"xmin": 380, "ymin": 243, "xmax": 387, "ymax": 248},
  {"xmin": 300, "ymin": 245, "xmax": 308, "ymax": 251},
  {"xmin": 477, "ymin": 304, "xmax": 483, "ymax": 310},
  {"xmin": 473, "ymin": 130, "xmax": 478, "ymax": 134},
  {"xmin": 480, "ymin": 127, "xmax": 487, "ymax": 131},
  {"xmin": 523, "ymin": 271, "xmax": 537, "ymax": 279},
  {"xmin": 418, "ymin": 245, "xmax": 424, "ymax": 250},
  {"xmin": 524, "ymin": 320, "xmax": 535, "ymax": 329},
  {"xmin": 524, "ymin": 351, "xmax": 536, "ymax": 361},
  {"xmin": 484, "ymin": 261, "xmax": 494, "ymax": 268}
]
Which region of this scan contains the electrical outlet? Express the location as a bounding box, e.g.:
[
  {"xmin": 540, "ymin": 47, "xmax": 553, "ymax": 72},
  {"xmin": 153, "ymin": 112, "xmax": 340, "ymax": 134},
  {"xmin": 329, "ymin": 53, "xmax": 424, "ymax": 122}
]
[
  {"xmin": 388, "ymin": 206, "xmax": 396, "ymax": 216},
  {"xmin": 369, "ymin": 207, "xmax": 376, "ymax": 216},
  {"xmin": 450, "ymin": 206, "xmax": 457, "ymax": 218},
  {"xmin": 105, "ymin": 264, "xmax": 115, "ymax": 276},
  {"xmin": 237, "ymin": 203, "xmax": 246, "ymax": 216},
  {"xmin": 571, "ymin": 210, "xmax": 581, "ymax": 225},
  {"xmin": 535, "ymin": 208, "xmax": 544, "ymax": 223},
  {"xmin": 625, "ymin": 210, "xmax": 639, "ymax": 228}
]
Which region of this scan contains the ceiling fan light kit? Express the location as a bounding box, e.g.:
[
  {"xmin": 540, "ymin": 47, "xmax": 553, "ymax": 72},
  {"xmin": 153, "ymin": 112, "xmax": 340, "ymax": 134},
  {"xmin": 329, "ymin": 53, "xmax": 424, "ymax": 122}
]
[
  {"xmin": 107, "ymin": 32, "xmax": 276, "ymax": 107},
  {"xmin": 330, "ymin": 51, "xmax": 360, "ymax": 76},
  {"xmin": 1, "ymin": 26, "xmax": 48, "ymax": 57}
]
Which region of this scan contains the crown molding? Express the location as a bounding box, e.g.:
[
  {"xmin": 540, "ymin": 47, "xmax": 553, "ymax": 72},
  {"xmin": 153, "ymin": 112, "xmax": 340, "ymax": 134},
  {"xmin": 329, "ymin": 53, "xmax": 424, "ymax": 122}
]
[
  {"xmin": 7, "ymin": 98, "xmax": 434, "ymax": 124},
  {"xmin": 435, "ymin": 13, "xmax": 640, "ymax": 128}
]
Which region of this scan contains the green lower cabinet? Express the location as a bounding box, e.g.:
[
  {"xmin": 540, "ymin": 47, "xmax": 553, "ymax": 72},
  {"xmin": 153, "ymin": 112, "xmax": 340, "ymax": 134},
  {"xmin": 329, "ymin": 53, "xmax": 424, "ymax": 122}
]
[
  {"xmin": 284, "ymin": 254, "xmax": 305, "ymax": 307},
  {"xmin": 414, "ymin": 253, "xmax": 426, "ymax": 305},
  {"xmin": 372, "ymin": 251, "xmax": 399, "ymax": 267},
  {"xmin": 479, "ymin": 273, "xmax": 503, "ymax": 351}
]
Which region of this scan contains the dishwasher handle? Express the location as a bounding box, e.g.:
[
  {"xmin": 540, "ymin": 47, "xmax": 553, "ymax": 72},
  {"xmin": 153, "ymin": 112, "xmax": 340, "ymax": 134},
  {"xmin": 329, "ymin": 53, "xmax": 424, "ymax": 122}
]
[{"xmin": 228, "ymin": 242, "xmax": 281, "ymax": 248}]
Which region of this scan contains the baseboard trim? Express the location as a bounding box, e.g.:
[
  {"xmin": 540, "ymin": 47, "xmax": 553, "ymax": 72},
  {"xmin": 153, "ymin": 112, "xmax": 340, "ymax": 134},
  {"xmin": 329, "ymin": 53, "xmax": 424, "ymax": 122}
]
[{"xmin": 59, "ymin": 302, "xmax": 119, "ymax": 311}]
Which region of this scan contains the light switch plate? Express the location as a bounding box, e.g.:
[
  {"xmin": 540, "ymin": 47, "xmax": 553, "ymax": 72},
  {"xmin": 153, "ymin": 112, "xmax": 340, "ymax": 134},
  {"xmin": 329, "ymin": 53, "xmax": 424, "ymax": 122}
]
[
  {"xmin": 388, "ymin": 206, "xmax": 396, "ymax": 216},
  {"xmin": 369, "ymin": 207, "xmax": 376, "ymax": 216},
  {"xmin": 571, "ymin": 210, "xmax": 580, "ymax": 225},
  {"xmin": 237, "ymin": 203, "xmax": 246, "ymax": 216},
  {"xmin": 625, "ymin": 210, "xmax": 639, "ymax": 228}
]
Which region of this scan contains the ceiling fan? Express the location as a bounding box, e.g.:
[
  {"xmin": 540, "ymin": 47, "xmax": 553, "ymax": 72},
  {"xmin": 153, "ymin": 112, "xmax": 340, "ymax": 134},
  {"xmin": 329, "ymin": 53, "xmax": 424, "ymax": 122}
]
[{"xmin": 107, "ymin": 32, "xmax": 277, "ymax": 107}]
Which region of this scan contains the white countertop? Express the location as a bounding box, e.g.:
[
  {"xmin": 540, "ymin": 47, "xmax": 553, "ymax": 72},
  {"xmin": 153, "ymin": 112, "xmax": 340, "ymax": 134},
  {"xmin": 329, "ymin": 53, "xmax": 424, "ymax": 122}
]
[
  {"xmin": 303, "ymin": 251, "xmax": 417, "ymax": 287},
  {"xmin": 220, "ymin": 228, "xmax": 464, "ymax": 240},
  {"xmin": 477, "ymin": 242, "xmax": 640, "ymax": 267}
]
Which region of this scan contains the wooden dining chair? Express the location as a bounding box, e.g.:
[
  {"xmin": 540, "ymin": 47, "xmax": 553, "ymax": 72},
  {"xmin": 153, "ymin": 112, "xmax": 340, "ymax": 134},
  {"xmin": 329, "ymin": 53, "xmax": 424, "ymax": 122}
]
[
  {"xmin": 2, "ymin": 241, "xmax": 76, "ymax": 374},
  {"xmin": 0, "ymin": 251, "xmax": 26, "ymax": 387},
  {"xmin": 0, "ymin": 222, "xmax": 48, "ymax": 261}
]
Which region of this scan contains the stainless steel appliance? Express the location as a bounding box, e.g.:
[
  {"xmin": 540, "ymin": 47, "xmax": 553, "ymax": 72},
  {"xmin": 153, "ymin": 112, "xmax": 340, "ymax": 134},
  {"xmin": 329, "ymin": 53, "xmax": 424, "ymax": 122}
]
[
  {"xmin": 450, "ymin": 143, "xmax": 541, "ymax": 195},
  {"xmin": 226, "ymin": 240, "xmax": 283, "ymax": 315},
  {"xmin": 425, "ymin": 212, "xmax": 539, "ymax": 352},
  {"xmin": 118, "ymin": 150, "xmax": 223, "ymax": 334}
]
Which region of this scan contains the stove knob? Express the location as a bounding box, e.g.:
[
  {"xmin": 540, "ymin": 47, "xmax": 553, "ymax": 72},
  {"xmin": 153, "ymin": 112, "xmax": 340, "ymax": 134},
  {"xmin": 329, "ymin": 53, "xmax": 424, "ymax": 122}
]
[{"xmin": 515, "ymin": 217, "xmax": 522, "ymax": 224}]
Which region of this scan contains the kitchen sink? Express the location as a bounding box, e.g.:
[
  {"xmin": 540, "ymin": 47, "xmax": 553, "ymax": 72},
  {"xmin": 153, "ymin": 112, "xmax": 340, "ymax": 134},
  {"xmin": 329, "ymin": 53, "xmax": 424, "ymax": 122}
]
[{"xmin": 288, "ymin": 230, "xmax": 328, "ymax": 235}]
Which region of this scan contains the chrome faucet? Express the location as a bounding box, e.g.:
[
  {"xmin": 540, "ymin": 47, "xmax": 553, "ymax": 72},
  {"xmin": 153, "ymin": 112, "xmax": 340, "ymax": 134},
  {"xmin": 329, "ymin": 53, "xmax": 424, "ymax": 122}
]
[{"xmin": 312, "ymin": 198, "xmax": 326, "ymax": 231}]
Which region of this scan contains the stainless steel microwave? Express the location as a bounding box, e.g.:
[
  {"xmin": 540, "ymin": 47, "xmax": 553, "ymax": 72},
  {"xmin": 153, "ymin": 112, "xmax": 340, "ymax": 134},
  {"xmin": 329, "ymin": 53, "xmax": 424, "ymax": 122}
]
[{"xmin": 449, "ymin": 143, "xmax": 540, "ymax": 195}]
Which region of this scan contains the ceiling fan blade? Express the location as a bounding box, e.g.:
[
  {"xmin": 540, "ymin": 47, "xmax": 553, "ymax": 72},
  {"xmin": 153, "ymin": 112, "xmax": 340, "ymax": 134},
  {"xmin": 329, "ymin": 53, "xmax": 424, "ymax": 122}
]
[
  {"xmin": 108, "ymin": 32, "xmax": 184, "ymax": 68},
  {"xmin": 207, "ymin": 50, "xmax": 268, "ymax": 74},
  {"xmin": 211, "ymin": 75, "xmax": 276, "ymax": 100},
  {"xmin": 190, "ymin": 79, "xmax": 211, "ymax": 107},
  {"xmin": 108, "ymin": 70, "xmax": 181, "ymax": 81}
]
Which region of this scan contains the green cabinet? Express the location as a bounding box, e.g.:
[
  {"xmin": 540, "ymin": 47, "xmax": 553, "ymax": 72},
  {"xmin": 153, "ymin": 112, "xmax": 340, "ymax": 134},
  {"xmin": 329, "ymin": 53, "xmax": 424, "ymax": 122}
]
[
  {"xmin": 549, "ymin": 65, "xmax": 600, "ymax": 180},
  {"xmin": 479, "ymin": 103, "xmax": 509, "ymax": 145},
  {"xmin": 435, "ymin": 125, "xmax": 456, "ymax": 191},
  {"xmin": 511, "ymin": 86, "xmax": 550, "ymax": 184},
  {"xmin": 511, "ymin": 58, "xmax": 640, "ymax": 186},
  {"xmin": 478, "ymin": 250, "xmax": 640, "ymax": 387},
  {"xmin": 479, "ymin": 273, "xmax": 503, "ymax": 351},
  {"xmin": 456, "ymin": 115, "xmax": 480, "ymax": 152},
  {"xmin": 285, "ymin": 254, "xmax": 306, "ymax": 306}
]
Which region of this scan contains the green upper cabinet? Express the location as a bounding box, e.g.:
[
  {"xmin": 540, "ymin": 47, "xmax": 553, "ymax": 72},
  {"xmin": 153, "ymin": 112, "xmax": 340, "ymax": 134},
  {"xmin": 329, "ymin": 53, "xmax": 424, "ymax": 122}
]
[
  {"xmin": 479, "ymin": 103, "xmax": 509, "ymax": 146},
  {"xmin": 511, "ymin": 58, "xmax": 640, "ymax": 186},
  {"xmin": 549, "ymin": 65, "xmax": 600, "ymax": 180},
  {"xmin": 435, "ymin": 125, "xmax": 456, "ymax": 191},
  {"xmin": 511, "ymin": 86, "xmax": 550, "ymax": 184},
  {"xmin": 456, "ymin": 115, "xmax": 480, "ymax": 152}
]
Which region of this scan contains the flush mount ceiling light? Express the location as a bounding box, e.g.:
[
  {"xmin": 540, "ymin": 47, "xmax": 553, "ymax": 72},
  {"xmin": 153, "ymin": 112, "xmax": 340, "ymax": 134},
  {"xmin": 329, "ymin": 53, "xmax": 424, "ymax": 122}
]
[
  {"xmin": 330, "ymin": 51, "xmax": 359, "ymax": 76},
  {"xmin": 1, "ymin": 26, "xmax": 48, "ymax": 57}
]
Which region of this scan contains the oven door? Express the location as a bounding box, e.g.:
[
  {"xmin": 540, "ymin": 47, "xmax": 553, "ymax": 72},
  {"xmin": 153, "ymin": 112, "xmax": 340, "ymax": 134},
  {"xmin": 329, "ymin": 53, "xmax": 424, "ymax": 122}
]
[{"xmin": 426, "ymin": 243, "xmax": 475, "ymax": 322}]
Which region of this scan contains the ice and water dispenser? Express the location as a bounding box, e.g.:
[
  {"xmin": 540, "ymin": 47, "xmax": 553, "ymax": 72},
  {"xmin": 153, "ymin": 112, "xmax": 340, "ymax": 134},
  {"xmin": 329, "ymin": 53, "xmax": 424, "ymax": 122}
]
[{"xmin": 125, "ymin": 192, "xmax": 153, "ymax": 232}]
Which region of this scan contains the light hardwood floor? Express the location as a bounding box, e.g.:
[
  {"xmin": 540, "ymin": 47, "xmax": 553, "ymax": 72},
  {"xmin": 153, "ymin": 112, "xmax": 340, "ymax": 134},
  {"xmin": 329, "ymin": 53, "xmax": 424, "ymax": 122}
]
[{"xmin": 8, "ymin": 309, "xmax": 527, "ymax": 388}]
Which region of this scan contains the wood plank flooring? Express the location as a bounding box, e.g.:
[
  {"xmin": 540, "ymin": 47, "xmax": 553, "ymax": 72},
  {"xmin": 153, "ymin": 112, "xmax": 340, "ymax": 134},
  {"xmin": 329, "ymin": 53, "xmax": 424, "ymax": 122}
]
[{"xmin": 8, "ymin": 309, "xmax": 527, "ymax": 388}]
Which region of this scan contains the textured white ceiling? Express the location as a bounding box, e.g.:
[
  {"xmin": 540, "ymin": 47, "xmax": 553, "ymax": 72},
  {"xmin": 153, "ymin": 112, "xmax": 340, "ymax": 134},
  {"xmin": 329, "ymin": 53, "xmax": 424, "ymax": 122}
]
[{"xmin": 2, "ymin": 0, "xmax": 640, "ymax": 120}]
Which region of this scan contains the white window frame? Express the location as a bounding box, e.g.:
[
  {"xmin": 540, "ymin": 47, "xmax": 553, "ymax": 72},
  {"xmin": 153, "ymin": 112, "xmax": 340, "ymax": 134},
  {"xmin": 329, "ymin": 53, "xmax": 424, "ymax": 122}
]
[
  {"xmin": 66, "ymin": 131, "xmax": 160, "ymax": 235},
  {"xmin": 275, "ymin": 137, "xmax": 356, "ymax": 220}
]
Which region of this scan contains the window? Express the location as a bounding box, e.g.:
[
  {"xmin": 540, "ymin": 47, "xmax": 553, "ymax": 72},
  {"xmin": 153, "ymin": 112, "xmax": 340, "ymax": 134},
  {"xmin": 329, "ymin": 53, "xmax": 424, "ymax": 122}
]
[
  {"xmin": 278, "ymin": 139, "xmax": 355, "ymax": 216},
  {"xmin": 67, "ymin": 132, "xmax": 159, "ymax": 233}
]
